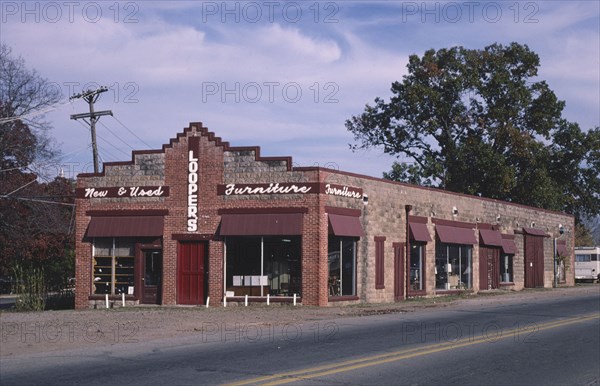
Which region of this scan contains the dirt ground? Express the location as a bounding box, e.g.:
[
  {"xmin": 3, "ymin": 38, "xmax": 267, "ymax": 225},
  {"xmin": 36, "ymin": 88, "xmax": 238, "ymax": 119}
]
[{"xmin": 1, "ymin": 285, "xmax": 598, "ymax": 358}]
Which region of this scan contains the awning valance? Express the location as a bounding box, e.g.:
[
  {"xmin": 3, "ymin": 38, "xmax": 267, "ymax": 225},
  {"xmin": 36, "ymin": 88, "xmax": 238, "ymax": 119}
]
[
  {"xmin": 409, "ymin": 223, "xmax": 432, "ymax": 242},
  {"xmin": 328, "ymin": 214, "xmax": 365, "ymax": 237},
  {"xmin": 500, "ymin": 238, "xmax": 517, "ymax": 255},
  {"xmin": 479, "ymin": 229, "xmax": 503, "ymax": 247},
  {"xmin": 87, "ymin": 216, "xmax": 164, "ymax": 237},
  {"xmin": 523, "ymin": 227, "xmax": 548, "ymax": 237},
  {"xmin": 220, "ymin": 213, "xmax": 303, "ymax": 236},
  {"xmin": 436, "ymin": 225, "xmax": 477, "ymax": 245}
]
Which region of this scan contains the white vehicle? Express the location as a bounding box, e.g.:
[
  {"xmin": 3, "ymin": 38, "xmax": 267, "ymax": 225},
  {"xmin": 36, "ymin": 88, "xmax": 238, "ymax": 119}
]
[{"xmin": 574, "ymin": 247, "xmax": 600, "ymax": 282}]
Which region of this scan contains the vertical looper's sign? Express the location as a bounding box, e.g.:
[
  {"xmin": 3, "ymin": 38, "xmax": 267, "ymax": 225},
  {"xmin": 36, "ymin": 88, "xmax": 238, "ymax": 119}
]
[{"xmin": 187, "ymin": 136, "xmax": 200, "ymax": 232}]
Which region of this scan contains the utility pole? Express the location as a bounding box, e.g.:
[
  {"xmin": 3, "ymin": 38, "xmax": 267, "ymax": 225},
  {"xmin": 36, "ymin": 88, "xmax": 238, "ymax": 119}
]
[{"xmin": 70, "ymin": 87, "xmax": 113, "ymax": 173}]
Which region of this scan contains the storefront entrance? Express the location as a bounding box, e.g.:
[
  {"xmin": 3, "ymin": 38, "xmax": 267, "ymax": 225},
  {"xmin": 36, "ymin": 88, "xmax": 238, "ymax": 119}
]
[
  {"xmin": 177, "ymin": 241, "xmax": 208, "ymax": 305},
  {"xmin": 141, "ymin": 249, "xmax": 162, "ymax": 304},
  {"xmin": 479, "ymin": 246, "xmax": 500, "ymax": 290}
]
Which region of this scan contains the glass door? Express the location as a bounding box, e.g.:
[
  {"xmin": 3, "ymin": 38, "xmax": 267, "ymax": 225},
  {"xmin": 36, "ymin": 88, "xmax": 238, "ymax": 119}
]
[{"xmin": 141, "ymin": 249, "xmax": 162, "ymax": 304}]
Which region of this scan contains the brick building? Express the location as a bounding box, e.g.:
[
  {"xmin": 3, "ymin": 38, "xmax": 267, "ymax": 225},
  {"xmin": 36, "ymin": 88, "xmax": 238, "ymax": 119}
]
[{"xmin": 74, "ymin": 123, "xmax": 575, "ymax": 309}]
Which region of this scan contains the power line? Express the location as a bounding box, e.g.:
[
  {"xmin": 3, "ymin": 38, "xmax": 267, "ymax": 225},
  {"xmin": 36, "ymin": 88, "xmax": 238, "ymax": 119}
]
[
  {"xmin": 26, "ymin": 166, "xmax": 53, "ymax": 184},
  {"xmin": 56, "ymin": 143, "xmax": 93, "ymax": 160},
  {"xmin": 2, "ymin": 178, "xmax": 36, "ymax": 197},
  {"xmin": 97, "ymin": 119, "xmax": 135, "ymax": 150},
  {"xmin": 74, "ymin": 118, "xmax": 129, "ymax": 161},
  {"xmin": 0, "ymin": 166, "xmax": 24, "ymax": 173},
  {"xmin": 111, "ymin": 115, "xmax": 153, "ymax": 148},
  {"xmin": 2, "ymin": 194, "xmax": 74, "ymax": 198},
  {"xmin": 0, "ymin": 196, "xmax": 75, "ymax": 206},
  {"xmin": 70, "ymin": 95, "xmax": 136, "ymax": 163},
  {"xmin": 96, "ymin": 135, "xmax": 130, "ymax": 159},
  {"xmin": 70, "ymin": 87, "xmax": 113, "ymax": 173},
  {"xmin": 0, "ymin": 99, "xmax": 71, "ymax": 124}
]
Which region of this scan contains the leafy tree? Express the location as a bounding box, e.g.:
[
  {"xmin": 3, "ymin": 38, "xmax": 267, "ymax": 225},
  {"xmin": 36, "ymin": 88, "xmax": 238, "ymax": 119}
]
[
  {"xmin": 0, "ymin": 44, "xmax": 74, "ymax": 292},
  {"xmin": 575, "ymin": 223, "xmax": 596, "ymax": 247},
  {"xmin": 346, "ymin": 42, "xmax": 600, "ymax": 221},
  {"xmin": 582, "ymin": 216, "xmax": 600, "ymax": 245}
]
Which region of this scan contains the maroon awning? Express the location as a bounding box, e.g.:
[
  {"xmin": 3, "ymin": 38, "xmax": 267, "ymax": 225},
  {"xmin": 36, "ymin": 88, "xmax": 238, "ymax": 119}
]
[
  {"xmin": 220, "ymin": 213, "xmax": 303, "ymax": 236},
  {"xmin": 500, "ymin": 238, "xmax": 517, "ymax": 255},
  {"xmin": 409, "ymin": 223, "xmax": 432, "ymax": 242},
  {"xmin": 87, "ymin": 216, "xmax": 164, "ymax": 237},
  {"xmin": 479, "ymin": 229, "xmax": 503, "ymax": 247},
  {"xmin": 328, "ymin": 214, "xmax": 365, "ymax": 237},
  {"xmin": 557, "ymin": 240, "xmax": 569, "ymax": 257},
  {"xmin": 436, "ymin": 225, "xmax": 477, "ymax": 245},
  {"xmin": 523, "ymin": 227, "xmax": 548, "ymax": 237}
]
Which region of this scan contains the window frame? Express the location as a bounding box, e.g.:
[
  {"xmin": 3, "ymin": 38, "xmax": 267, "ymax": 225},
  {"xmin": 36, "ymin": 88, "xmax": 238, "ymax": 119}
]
[
  {"xmin": 499, "ymin": 253, "xmax": 514, "ymax": 283},
  {"xmin": 409, "ymin": 242, "xmax": 426, "ymax": 292},
  {"xmin": 328, "ymin": 235, "xmax": 357, "ymax": 297},
  {"xmin": 435, "ymin": 242, "xmax": 473, "ymax": 291},
  {"xmin": 92, "ymin": 237, "xmax": 136, "ymax": 295},
  {"xmin": 224, "ymin": 236, "xmax": 302, "ymax": 297}
]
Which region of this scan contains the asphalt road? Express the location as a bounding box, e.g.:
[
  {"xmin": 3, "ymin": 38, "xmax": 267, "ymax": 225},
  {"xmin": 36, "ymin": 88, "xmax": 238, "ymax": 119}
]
[{"xmin": 1, "ymin": 291, "xmax": 599, "ymax": 385}]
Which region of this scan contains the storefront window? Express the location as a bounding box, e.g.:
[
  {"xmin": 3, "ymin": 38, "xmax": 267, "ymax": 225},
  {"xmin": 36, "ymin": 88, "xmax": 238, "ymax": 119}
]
[
  {"xmin": 328, "ymin": 236, "xmax": 357, "ymax": 296},
  {"xmin": 93, "ymin": 238, "xmax": 136, "ymax": 295},
  {"xmin": 225, "ymin": 237, "xmax": 302, "ymax": 297},
  {"xmin": 500, "ymin": 254, "xmax": 514, "ymax": 283},
  {"xmin": 410, "ymin": 243, "xmax": 425, "ymax": 291},
  {"xmin": 435, "ymin": 243, "xmax": 472, "ymax": 290}
]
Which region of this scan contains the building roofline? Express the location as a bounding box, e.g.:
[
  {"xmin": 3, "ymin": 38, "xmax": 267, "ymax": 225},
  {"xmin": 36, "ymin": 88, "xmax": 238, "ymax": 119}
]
[
  {"xmin": 76, "ymin": 121, "xmax": 574, "ymax": 219},
  {"xmin": 315, "ymin": 166, "xmax": 574, "ymax": 219}
]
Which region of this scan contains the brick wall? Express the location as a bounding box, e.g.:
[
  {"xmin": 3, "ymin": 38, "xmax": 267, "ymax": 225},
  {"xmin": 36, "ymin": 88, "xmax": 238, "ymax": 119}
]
[
  {"xmin": 75, "ymin": 123, "xmax": 575, "ymax": 309},
  {"xmin": 323, "ymin": 169, "xmax": 575, "ymax": 302}
]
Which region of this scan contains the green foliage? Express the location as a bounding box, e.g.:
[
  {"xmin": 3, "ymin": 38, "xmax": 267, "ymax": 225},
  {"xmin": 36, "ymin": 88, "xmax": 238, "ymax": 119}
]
[
  {"xmin": 575, "ymin": 223, "xmax": 596, "ymax": 247},
  {"xmin": 13, "ymin": 262, "xmax": 46, "ymax": 311},
  {"xmin": 347, "ymin": 42, "xmax": 600, "ymax": 221},
  {"xmin": 44, "ymin": 248, "xmax": 75, "ymax": 293},
  {"xmin": 382, "ymin": 162, "xmax": 432, "ymax": 186}
]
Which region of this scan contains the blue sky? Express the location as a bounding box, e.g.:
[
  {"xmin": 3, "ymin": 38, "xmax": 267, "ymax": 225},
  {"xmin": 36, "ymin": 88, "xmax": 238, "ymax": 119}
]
[{"xmin": 2, "ymin": 1, "xmax": 599, "ymax": 178}]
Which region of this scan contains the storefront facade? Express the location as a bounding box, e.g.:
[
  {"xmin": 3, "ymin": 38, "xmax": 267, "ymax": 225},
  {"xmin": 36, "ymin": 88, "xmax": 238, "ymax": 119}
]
[{"xmin": 74, "ymin": 123, "xmax": 575, "ymax": 309}]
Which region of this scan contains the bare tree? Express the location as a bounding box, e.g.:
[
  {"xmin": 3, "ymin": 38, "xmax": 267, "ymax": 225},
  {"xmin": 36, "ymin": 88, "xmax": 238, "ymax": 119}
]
[{"xmin": 0, "ymin": 43, "xmax": 61, "ymax": 169}]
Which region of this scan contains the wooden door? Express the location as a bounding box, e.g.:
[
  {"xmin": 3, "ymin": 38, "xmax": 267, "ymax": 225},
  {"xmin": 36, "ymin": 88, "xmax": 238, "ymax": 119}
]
[
  {"xmin": 141, "ymin": 249, "xmax": 162, "ymax": 304},
  {"xmin": 177, "ymin": 241, "xmax": 207, "ymax": 305},
  {"xmin": 524, "ymin": 235, "xmax": 544, "ymax": 288}
]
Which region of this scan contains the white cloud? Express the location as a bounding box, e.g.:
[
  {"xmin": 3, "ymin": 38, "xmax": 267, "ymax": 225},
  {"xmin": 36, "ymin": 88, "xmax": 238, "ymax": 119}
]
[{"xmin": 1, "ymin": 0, "xmax": 598, "ymax": 178}]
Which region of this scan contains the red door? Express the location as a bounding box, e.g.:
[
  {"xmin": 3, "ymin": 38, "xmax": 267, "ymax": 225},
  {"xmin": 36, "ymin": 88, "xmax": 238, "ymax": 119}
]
[
  {"xmin": 177, "ymin": 241, "xmax": 207, "ymax": 305},
  {"xmin": 394, "ymin": 243, "xmax": 404, "ymax": 301},
  {"xmin": 524, "ymin": 235, "xmax": 544, "ymax": 288}
]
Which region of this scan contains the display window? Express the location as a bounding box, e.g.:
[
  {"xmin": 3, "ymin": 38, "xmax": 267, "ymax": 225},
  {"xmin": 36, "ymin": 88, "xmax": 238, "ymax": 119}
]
[
  {"xmin": 225, "ymin": 236, "xmax": 302, "ymax": 297},
  {"xmin": 328, "ymin": 236, "xmax": 357, "ymax": 296}
]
